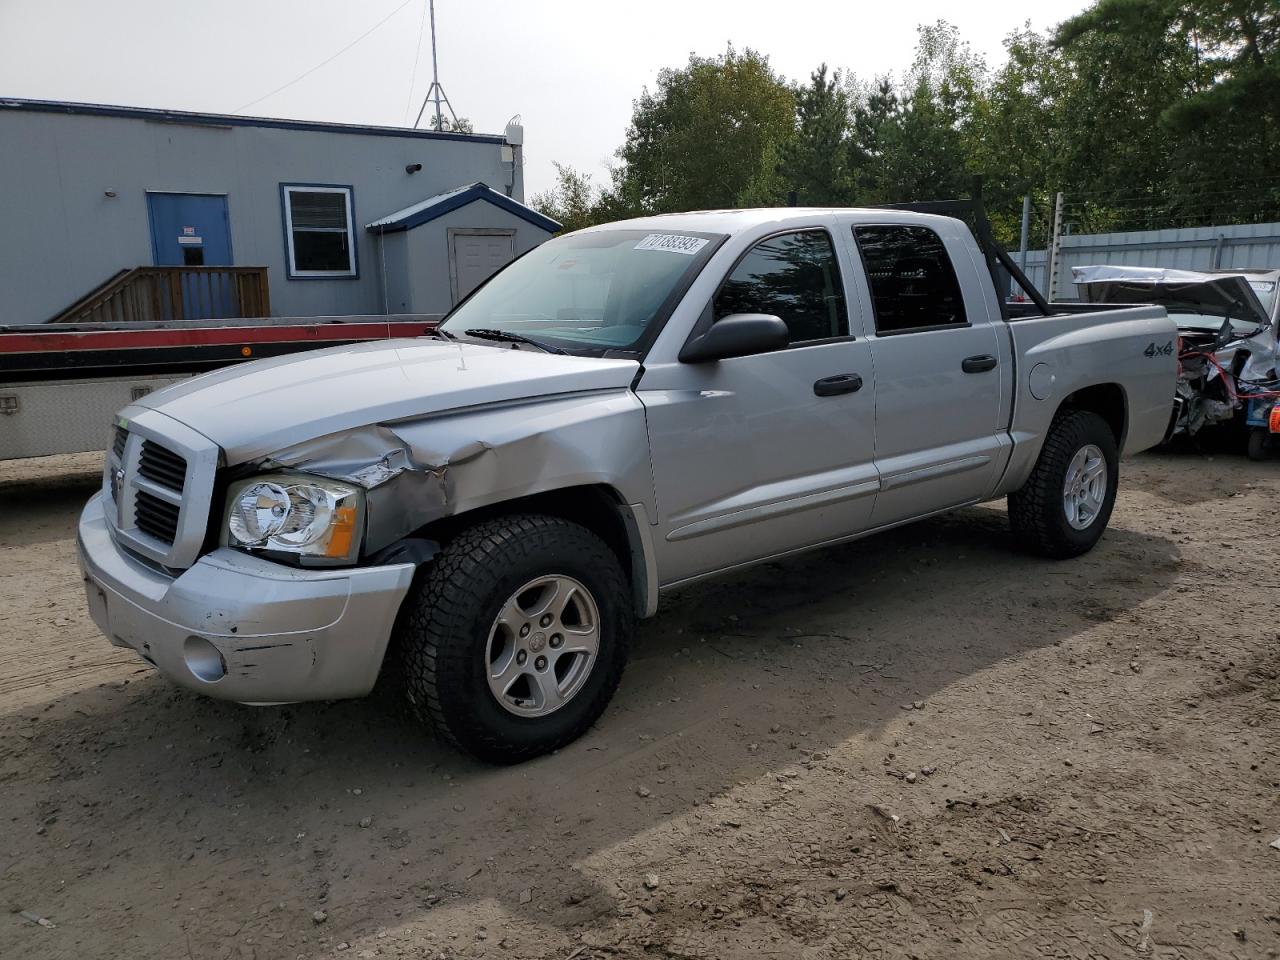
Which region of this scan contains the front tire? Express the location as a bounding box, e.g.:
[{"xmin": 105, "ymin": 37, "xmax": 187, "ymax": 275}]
[
  {"xmin": 1008, "ymin": 409, "xmax": 1119, "ymax": 559},
  {"xmin": 395, "ymin": 514, "xmax": 633, "ymax": 764}
]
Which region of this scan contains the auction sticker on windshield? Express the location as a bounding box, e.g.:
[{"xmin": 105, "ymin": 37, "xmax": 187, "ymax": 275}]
[{"xmin": 634, "ymin": 234, "xmax": 708, "ymax": 255}]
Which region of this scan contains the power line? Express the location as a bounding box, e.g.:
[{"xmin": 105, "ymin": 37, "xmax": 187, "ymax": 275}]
[
  {"xmin": 1057, "ymin": 173, "xmax": 1280, "ymax": 205},
  {"xmin": 1065, "ymin": 186, "xmax": 1280, "ymax": 210},
  {"xmin": 233, "ymin": 0, "xmax": 416, "ymax": 114},
  {"xmin": 402, "ymin": 0, "xmax": 430, "ymax": 126},
  {"xmin": 1064, "ymin": 200, "xmax": 1280, "ymax": 221}
]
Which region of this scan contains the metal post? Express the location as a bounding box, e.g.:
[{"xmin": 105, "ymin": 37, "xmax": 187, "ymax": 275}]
[
  {"xmin": 1018, "ymin": 194, "xmax": 1031, "ymax": 272},
  {"xmin": 429, "ymin": 0, "xmax": 442, "ymax": 133},
  {"xmin": 412, "ymin": 0, "xmax": 459, "ymax": 131},
  {"xmin": 1047, "ymin": 191, "xmax": 1065, "ymax": 302}
]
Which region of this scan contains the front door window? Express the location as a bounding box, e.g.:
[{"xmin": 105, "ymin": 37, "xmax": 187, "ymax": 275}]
[{"xmin": 714, "ymin": 230, "xmax": 849, "ymax": 343}]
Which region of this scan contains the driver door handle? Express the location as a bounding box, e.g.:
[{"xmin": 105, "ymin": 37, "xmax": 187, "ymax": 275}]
[
  {"xmin": 962, "ymin": 355, "xmax": 998, "ymax": 373},
  {"xmin": 813, "ymin": 373, "xmax": 863, "ymax": 397}
]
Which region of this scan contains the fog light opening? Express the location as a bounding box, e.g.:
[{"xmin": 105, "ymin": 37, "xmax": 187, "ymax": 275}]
[{"xmin": 184, "ymin": 636, "xmax": 227, "ymax": 683}]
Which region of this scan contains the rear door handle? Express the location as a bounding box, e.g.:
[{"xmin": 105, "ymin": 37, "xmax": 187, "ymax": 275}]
[
  {"xmin": 962, "ymin": 355, "xmax": 998, "ymax": 373},
  {"xmin": 813, "ymin": 373, "xmax": 863, "ymax": 397}
]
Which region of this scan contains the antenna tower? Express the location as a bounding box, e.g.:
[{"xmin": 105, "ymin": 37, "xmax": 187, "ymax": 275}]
[{"xmin": 413, "ymin": 0, "xmax": 458, "ymax": 131}]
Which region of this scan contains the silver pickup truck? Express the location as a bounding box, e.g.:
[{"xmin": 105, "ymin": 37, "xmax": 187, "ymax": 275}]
[{"xmin": 78, "ymin": 206, "xmax": 1177, "ymax": 762}]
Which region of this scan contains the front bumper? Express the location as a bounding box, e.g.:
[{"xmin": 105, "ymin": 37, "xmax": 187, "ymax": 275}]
[{"xmin": 77, "ymin": 492, "xmax": 416, "ymax": 704}]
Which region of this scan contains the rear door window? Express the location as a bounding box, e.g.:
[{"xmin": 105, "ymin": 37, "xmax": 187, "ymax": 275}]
[
  {"xmin": 853, "ymin": 225, "xmax": 967, "ymax": 334},
  {"xmin": 714, "ymin": 230, "xmax": 848, "ymax": 344}
]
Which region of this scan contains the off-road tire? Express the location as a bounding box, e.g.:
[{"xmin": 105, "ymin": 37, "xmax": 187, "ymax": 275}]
[
  {"xmin": 1008, "ymin": 409, "xmax": 1119, "ymax": 559},
  {"xmin": 395, "ymin": 514, "xmax": 632, "ymax": 764}
]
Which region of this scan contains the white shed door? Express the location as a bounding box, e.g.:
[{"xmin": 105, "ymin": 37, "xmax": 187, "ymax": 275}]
[{"xmin": 451, "ymin": 232, "xmax": 515, "ymax": 303}]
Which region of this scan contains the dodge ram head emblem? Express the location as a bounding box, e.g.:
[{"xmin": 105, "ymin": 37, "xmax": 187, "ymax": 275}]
[{"xmin": 111, "ymin": 468, "xmax": 125, "ymax": 518}]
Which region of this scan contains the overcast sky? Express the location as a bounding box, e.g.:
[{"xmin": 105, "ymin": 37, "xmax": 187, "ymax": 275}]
[{"xmin": 0, "ymin": 0, "xmax": 1090, "ymax": 198}]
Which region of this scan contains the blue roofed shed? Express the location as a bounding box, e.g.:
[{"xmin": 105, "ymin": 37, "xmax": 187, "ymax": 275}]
[{"xmin": 367, "ymin": 182, "xmax": 561, "ymax": 314}]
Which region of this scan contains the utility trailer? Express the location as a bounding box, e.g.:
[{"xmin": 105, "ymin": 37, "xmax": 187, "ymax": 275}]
[{"xmin": 0, "ymin": 315, "xmax": 439, "ymax": 460}]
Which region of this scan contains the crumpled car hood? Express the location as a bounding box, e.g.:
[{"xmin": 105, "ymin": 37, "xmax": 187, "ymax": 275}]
[
  {"xmin": 1073, "ymin": 265, "xmax": 1273, "ymax": 330},
  {"xmin": 134, "ymin": 338, "xmax": 640, "ymax": 463}
]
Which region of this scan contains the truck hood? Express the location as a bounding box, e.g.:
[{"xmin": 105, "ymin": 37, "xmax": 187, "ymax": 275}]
[
  {"xmin": 134, "ymin": 338, "xmax": 641, "ymax": 463},
  {"xmin": 1073, "ymin": 265, "xmax": 1272, "ymax": 331}
]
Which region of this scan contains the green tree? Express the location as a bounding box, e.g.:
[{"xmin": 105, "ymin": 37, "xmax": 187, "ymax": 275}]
[
  {"xmin": 534, "ymin": 2, "xmax": 1280, "ymax": 236},
  {"xmin": 877, "ymin": 77, "xmax": 970, "ymax": 202},
  {"xmin": 1054, "ymin": 3, "xmax": 1189, "ymax": 216},
  {"xmin": 1056, "ymin": 0, "xmax": 1280, "ymax": 226},
  {"xmin": 966, "ymin": 27, "xmax": 1075, "ymax": 244},
  {"xmin": 848, "ymin": 76, "xmax": 900, "ymax": 203},
  {"xmin": 529, "ymin": 163, "xmax": 605, "ymax": 233},
  {"xmin": 776, "ymin": 64, "xmax": 854, "ymax": 205},
  {"xmin": 1058, "ymin": 0, "xmax": 1279, "ymax": 127},
  {"xmin": 609, "ymin": 46, "xmax": 796, "ymax": 213},
  {"xmin": 428, "ymin": 115, "xmax": 474, "ymax": 134},
  {"xmin": 873, "ymin": 23, "xmax": 985, "ymax": 204}
]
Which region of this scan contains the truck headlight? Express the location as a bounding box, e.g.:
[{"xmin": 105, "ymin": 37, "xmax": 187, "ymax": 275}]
[{"xmin": 223, "ymin": 474, "xmax": 362, "ymax": 565}]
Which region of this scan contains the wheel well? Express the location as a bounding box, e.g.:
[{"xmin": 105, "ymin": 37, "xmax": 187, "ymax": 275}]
[
  {"xmin": 1060, "ymin": 383, "xmax": 1127, "ymax": 447},
  {"xmin": 412, "ymin": 485, "xmax": 636, "ymax": 588}
]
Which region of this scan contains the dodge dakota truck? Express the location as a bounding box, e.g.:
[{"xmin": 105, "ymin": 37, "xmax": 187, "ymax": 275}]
[{"xmin": 78, "ymin": 205, "xmax": 1178, "ymax": 762}]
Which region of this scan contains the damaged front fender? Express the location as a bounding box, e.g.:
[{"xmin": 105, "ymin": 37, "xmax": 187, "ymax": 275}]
[{"xmin": 247, "ymin": 390, "xmax": 657, "ymax": 559}]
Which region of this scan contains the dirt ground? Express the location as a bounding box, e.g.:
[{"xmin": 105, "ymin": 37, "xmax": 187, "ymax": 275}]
[{"xmin": 1, "ymin": 450, "xmax": 1277, "ymax": 960}]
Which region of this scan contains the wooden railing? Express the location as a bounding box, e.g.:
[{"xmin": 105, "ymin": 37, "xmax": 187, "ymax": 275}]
[{"xmin": 49, "ymin": 266, "xmax": 271, "ymax": 324}]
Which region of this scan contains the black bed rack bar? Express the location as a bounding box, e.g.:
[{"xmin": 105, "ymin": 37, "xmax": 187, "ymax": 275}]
[{"xmin": 872, "ymin": 198, "xmax": 1054, "ymax": 319}]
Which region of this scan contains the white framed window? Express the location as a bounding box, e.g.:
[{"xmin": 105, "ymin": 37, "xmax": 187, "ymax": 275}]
[{"xmin": 280, "ymin": 184, "xmax": 357, "ymax": 279}]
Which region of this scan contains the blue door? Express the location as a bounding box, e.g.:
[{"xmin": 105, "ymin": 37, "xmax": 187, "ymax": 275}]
[{"xmin": 146, "ymin": 193, "xmax": 235, "ymax": 319}]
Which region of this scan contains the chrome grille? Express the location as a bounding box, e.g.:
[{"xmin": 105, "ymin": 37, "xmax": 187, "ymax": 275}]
[
  {"xmin": 134, "ymin": 489, "xmax": 181, "ymax": 544},
  {"xmin": 138, "ymin": 440, "xmax": 187, "ymax": 493},
  {"xmin": 103, "ymin": 412, "xmax": 219, "ymax": 570}
]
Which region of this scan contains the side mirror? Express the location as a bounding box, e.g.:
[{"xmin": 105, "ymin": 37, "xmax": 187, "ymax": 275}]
[{"xmin": 679, "ymin": 313, "xmax": 790, "ymax": 363}]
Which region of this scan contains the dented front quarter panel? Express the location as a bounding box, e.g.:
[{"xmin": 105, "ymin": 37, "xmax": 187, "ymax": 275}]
[{"xmin": 254, "ymin": 389, "xmax": 656, "ymax": 554}]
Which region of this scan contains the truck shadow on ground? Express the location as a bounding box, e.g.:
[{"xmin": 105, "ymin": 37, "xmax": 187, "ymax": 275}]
[
  {"xmin": 0, "ymin": 504, "xmax": 1179, "ymax": 959},
  {"xmin": 0, "ymin": 462, "xmax": 100, "ymax": 547}
]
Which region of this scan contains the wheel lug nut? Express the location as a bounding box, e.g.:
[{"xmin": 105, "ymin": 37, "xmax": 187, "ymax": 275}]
[
  {"xmin": 550, "ymin": 634, "xmax": 563, "ymax": 648},
  {"xmin": 516, "ymin": 650, "xmax": 527, "ymax": 665},
  {"xmin": 535, "ymin": 656, "xmax": 547, "ymax": 670},
  {"xmin": 539, "ymin": 614, "xmax": 553, "ymax": 628},
  {"xmin": 519, "ymin": 624, "xmax": 530, "ymax": 637}
]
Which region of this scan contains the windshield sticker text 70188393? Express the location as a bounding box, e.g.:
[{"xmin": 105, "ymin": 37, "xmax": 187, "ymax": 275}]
[{"xmin": 634, "ymin": 234, "xmax": 709, "ymax": 255}]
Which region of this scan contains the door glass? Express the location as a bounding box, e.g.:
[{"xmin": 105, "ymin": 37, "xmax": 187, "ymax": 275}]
[
  {"xmin": 854, "ymin": 225, "xmax": 967, "ymax": 333},
  {"xmin": 714, "ymin": 230, "xmax": 847, "ymax": 343},
  {"xmin": 182, "ymin": 247, "xmax": 204, "ymax": 266}
]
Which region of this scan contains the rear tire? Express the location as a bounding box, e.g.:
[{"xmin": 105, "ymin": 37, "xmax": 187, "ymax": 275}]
[
  {"xmin": 1247, "ymin": 428, "xmax": 1271, "ymax": 462},
  {"xmin": 394, "ymin": 514, "xmax": 632, "ymax": 764},
  {"xmin": 1008, "ymin": 409, "xmax": 1119, "ymax": 559}
]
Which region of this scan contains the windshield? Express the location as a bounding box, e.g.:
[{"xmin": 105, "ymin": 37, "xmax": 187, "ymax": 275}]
[{"xmin": 440, "ymin": 228, "xmax": 723, "ymax": 353}]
